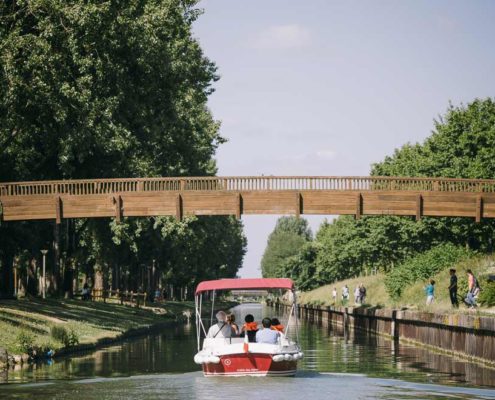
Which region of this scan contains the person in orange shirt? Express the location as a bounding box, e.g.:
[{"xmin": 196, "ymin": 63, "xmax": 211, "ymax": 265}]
[
  {"xmin": 270, "ymin": 318, "xmax": 284, "ymax": 333},
  {"xmin": 240, "ymin": 314, "xmax": 258, "ymax": 342}
]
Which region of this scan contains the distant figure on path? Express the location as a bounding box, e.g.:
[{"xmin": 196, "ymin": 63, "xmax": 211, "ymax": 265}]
[
  {"xmin": 354, "ymin": 285, "xmax": 361, "ymax": 304},
  {"xmin": 465, "ymin": 269, "xmax": 480, "ymax": 308},
  {"xmin": 448, "ymin": 269, "xmax": 458, "ymax": 308},
  {"xmin": 425, "ymin": 279, "xmax": 435, "ymax": 305},
  {"xmin": 332, "ymin": 287, "xmax": 337, "ymax": 304},
  {"xmin": 206, "ymin": 311, "xmax": 232, "ymax": 338},
  {"xmin": 82, "ymin": 282, "xmax": 91, "ymax": 301},
  {"xmin": 342, "ymin": 285, "xmax": 349, "ymax": 305},
  {"xmin": 359, "ymin": 283, "xmax": 367, "ymax": 304}
]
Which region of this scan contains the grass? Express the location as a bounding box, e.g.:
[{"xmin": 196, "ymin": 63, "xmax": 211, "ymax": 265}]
[
  {"xmin": 298, "ymin": 255, "xmax": 495, "ymax": 314},
  {"xmin": 0, "ymin": 298, "xmax": 197, "ymax": 355}
]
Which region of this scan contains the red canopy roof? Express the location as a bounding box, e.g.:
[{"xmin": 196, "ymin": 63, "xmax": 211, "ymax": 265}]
[{"xmin": 195, "ymin": 278, "xmax": 294, "ymax": 294}]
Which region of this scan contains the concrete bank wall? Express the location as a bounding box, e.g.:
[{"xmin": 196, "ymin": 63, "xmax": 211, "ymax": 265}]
[{"xmin": 296, "ymin": 305, "xmax": 495, "ymax": 365}]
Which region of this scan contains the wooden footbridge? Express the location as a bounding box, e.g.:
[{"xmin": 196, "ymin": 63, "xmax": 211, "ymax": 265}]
[{"xmin": 1, "ymin": 176, "xmax": 495, "ymax": 223}]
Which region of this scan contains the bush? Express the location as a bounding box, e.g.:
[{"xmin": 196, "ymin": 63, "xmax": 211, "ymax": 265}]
[
  {"xmin": 50, "ymin": 325, "xmax": 79, "ymax": 347},
  {"xmin": 478, "ymin": 280, "xmax": 495, "ymax": 307},
  {"xmin": 16, "ymin": 330, "xmax": 35, "ymax": 353},
  {"xmin": 385, "ymin": 244, "xmax": 474, "ymax": 300}
]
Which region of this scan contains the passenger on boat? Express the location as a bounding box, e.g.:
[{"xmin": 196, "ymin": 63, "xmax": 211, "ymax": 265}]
[
  {"xmin": 227, "ymin": 314, "xmax": 239, "ymax": 336},
  {"xmin": 256, "ymin": 318, "xmax": 280, "ymax": 344},
  {"xmin": 240, "ymin": 314, "xmax": 258, "ymax": 342},
  {"xmin": 270, "ymin": 318, "xmax": 284, "ymax": 332},
  {"xmin": 206, "ymin": 311, "xmax": 232, "ymax": 338}
]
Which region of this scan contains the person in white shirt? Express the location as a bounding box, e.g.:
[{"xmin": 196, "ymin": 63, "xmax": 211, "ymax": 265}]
[
  {"xmin": 207, "ymin": 311, "xmax": 232, "ymax": 338},
  {"xmin": 255, "ymin": 318, "xmax": 280, "ymax": 344}
]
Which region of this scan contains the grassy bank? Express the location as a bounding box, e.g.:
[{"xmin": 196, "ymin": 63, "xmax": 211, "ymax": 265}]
[
  {"xmin": 0, "ymin": 298, "xmax": 198, "ymax": 356},
  {"xmin": 299, "ymin": 255, "xmax": 495, "ymax": 313}
]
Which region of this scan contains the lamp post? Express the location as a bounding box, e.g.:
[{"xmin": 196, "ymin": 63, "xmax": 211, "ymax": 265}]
[{"xmin": 41, "ymin": 250, "xmax": 48, "ymax": 299}]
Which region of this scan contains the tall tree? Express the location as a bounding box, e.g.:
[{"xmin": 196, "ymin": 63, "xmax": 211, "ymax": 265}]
[
  {"xmin": 0, "ymin": 0, "xmax": 246, "ymax": 297},
  {"xmin": 261, "ymin": 217, "xmax": 312, "ymax": 278}
]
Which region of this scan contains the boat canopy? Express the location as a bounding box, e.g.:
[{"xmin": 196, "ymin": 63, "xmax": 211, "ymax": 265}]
[{"xmin": 195, "ymin": 278, "xmax": 294, "ymax": 295}]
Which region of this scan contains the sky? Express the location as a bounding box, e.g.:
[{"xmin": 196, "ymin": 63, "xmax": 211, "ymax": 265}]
[{"xmin": 192, "ymin": 0, "xmax": 495, "ymax": 278}]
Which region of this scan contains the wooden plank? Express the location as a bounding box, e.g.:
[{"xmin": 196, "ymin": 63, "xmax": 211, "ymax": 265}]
[
  {"xmin": 55, "ymin": 196, "xmax": 62, "ymax": 224},
  {"xmin": 176, "ymin": 193, "xmax": 183, "ymax": 221},
  {"xmin": 416, "ymin": 194, "xmax": 422, "ymax": 221},
  {"xmin": 476, "ymin": 195, "xmax": 483, "ymax": 223},
  {"xmin": 355, "ymin": 192, "xmax": 362, "ymax": 219}
]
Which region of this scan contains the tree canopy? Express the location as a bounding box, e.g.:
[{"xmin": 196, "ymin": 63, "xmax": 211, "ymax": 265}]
[
  {"xmin": 0, "ymin": 0, "xmax": 246, "ymax": 297},
  {"xmin": 261, "ymin": 216, "xmax": 312, "ymax": 278}
]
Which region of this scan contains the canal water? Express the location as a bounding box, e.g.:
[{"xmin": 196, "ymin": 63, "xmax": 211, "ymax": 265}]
[{"xmin": 1, "ymin": 304, "xmax": 495, "ymax": 399}]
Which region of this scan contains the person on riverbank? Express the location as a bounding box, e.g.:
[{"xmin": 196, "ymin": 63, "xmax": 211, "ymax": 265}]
[
  {"xmin": 465, "ymin": 269, "xmax": 480, "ymax": 308},
  {"xmin": 425, "ymin": 279, "xmax": 435, "ymax": 305},
  {"xmin": 240, "ymin": 314, "xmax": 258, "ymax": 342},
  {"xmin": 82, "ymin": 282, "xmax": 91, "ymax": 301},
  {"xmin": 354, "ymin": 285, "xmax": 361, "ymax": 304},
  {"xmin": 448, "ymin": 269, "xmax": 458, "ymax": 308},
  {"xmin": 332, "ymin": 287, "xmax": 337, "ymax": 304},
  {"xmin": 227, "ymin": 314, "xmax": 239, "ymax": 336},
  {"xmin": 359, "ymin": 283, "xmax": 367, "ymax": 304},
  {"xmin": 270, "ymin": 317, "xmax": 284, "ymax": 332},
  {"xmin": 342, "ymin": 285, "xmax": 349, "ymax": 305},
  {"xmin": 207, "ymin": 311, "xmax": 231, "ymax": 338},
  {"xmin": 256, "ymin": 318, "xmax": 280, "ymax": 344}
]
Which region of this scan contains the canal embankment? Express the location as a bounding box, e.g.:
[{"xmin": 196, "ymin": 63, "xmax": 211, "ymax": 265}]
[
  {"xmin": 295, "ymin": 304, "xmax": 495, "ymax": 367},
  {"xmin": 0, "ymin": 298, "xmax": 231, "ymax": 369}
]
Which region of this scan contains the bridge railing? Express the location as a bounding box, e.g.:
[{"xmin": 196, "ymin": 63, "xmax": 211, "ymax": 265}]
[{"xmin": 1, "ymin": 176, "xmax": 495, "ymax": 196}]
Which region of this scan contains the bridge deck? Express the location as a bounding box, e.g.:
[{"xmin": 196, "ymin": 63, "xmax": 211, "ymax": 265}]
[{"xmin": 1, "ymin": 176, "xmax": 494, "ymax": 222}]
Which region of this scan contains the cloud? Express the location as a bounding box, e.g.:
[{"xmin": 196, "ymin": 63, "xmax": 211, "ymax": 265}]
[{"xmin": 250, "ymin": 24, "xmax": 311, "ymax": 50}]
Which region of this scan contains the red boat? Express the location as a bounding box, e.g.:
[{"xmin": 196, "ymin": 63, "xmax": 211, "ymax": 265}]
[{"xmin": 194, "ymin": 278, "xmax": 303, "ymax": 377}]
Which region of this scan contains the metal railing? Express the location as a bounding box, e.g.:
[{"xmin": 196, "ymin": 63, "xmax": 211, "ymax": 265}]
[{"xmin": 1, "ymin": 176, "xmax": 495, "ymax": 196}]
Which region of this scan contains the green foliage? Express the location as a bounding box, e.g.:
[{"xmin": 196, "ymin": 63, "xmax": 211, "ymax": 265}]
[
  {"xmin": 16, "ymin": 330, "xmax": 35, "ymax": 353},
  {"xmin": 261, "ymin": 217, "xmax": 312, "ymax": 277},
  {"xmin": 384, "ymin": 244, "xmax": 473, "ymax": 300},
  {"xmin": 0, "ymin": 0, "xmax": 246, "ymax": 295},
  {"xmin": 280, "ymin": 244, "xmax": 317, "ymax": 291},
  {"xmin": 50, "ymin": 324, "xmax": 79, "ymax": 347},
  {"xmin": 478, "ymin": 280, "xmax": 495, "ymax": 307}
]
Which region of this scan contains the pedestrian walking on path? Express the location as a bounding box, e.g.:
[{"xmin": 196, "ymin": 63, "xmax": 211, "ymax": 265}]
[
  {"xmin": 425, "ymin": 279, "xmax": 435, "ymax": 305},
  {"xmin": 448, "ymin": 269, "xmax": 458, "ymax": 308}
]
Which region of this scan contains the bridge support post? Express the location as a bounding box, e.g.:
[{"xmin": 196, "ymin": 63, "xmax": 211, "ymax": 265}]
[
  {"xmin": 416, "ymin": 194, "xmax": 423, "ymax": 221},
  {"xmin": 295, "ymin": 192, "xmax": 301, "ymax": 217},
  {"xmin": 113, "ymin": 195, "xmax": 122, "ymax": 223},
  {"xmin": 176, "ymin": 193, "xmax": 183, "ymax": 221},
  {"xmin": 355, "ymin": 193, "xmax": 362, "ymax": 219},
  {"xmin": 476, "ymin": 195, "xmax": 483, "ymax": 223},
  {"xmin": 55, "ymin": 196, "xmax": 62, "ymax": 224},
  {"xmin": 235, "ymin": 193, "xmax": 242, "ymax": 219}
]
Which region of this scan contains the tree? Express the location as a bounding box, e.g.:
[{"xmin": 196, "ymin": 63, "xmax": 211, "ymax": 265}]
[
  {"xmin": 0, "ymin": 0, "xmax": 246, "ymax": 297},
  {"xmin": 261, "ymin": 217, "xmax": 312, "ymax": 277}
]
